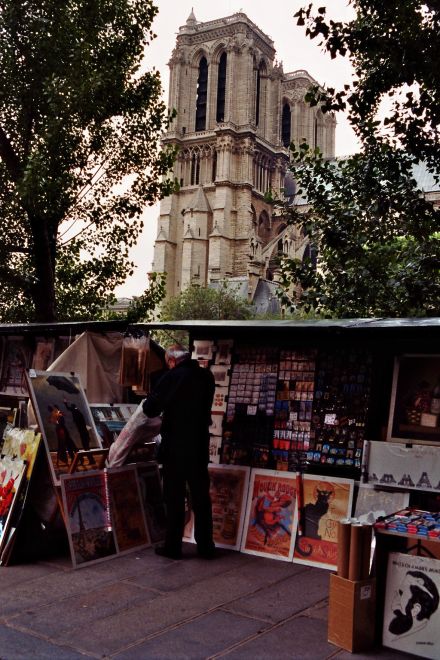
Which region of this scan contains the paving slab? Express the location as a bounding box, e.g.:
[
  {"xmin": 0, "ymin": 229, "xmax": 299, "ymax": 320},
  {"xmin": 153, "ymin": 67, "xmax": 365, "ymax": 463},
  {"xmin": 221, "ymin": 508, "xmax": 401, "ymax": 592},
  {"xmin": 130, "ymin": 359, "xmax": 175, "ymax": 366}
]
[
  {"xmin": 9, "ymin": 580, "xmax": 158, "ymax": 638},
  {"xmin": 222, "ymin": 566, "xmax": 329, "ymax": 624},
  {"xmin": 113, "ymin": 609, "xmax": 270, "ymax": 659},
  {"xmin": 216, "ymin": 614, "xmax": 335, "ymax": 659},
  {"xmin": 0, "ymin": 562, "xmax": 63, "ymax": 591},
  {"xmin": 0, "ymin": 623, "xmax": 90, "ymax": 660},
  {"xmin": 126, "ymin": 551, "xmax": 301, "ymax": 594}
]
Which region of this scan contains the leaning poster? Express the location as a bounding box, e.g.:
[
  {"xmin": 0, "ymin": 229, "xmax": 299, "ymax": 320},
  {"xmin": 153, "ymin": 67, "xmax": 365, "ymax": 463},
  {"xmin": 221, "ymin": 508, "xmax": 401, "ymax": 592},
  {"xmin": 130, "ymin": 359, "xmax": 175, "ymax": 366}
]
[
  {"xmin": 241, "ymin": 468, "xmax": 297, "ymax": 561},
  {"xmin": 293, "ymin": 474, "xmax": 354, "ymax": 570},
  {"xmin": 383, "ymin": 552, "xmax": 440, "ymax": 659},
  {"xmin": 26, "ymin": 371, "xmax": 102, "ymax": 485}
]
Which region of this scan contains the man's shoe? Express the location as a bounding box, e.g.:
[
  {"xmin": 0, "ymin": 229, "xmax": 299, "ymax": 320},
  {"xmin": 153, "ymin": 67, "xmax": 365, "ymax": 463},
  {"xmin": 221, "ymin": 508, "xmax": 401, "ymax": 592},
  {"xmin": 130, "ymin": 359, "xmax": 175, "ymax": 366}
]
[
  {"xmin": 155, "ymin": 545, "xmax": 182, "ymax": 560},
  {"xmin": 197, "ymin": 545, "xmax": 217, "ymax": 559}
]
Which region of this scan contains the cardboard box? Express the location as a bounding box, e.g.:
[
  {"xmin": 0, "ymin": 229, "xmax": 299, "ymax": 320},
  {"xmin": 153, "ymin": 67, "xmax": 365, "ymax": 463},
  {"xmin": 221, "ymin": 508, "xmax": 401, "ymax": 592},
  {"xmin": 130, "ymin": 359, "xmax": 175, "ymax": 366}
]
[{"xmin": 328, "ymin": 573, "xmax": 376, "ymax": 653}]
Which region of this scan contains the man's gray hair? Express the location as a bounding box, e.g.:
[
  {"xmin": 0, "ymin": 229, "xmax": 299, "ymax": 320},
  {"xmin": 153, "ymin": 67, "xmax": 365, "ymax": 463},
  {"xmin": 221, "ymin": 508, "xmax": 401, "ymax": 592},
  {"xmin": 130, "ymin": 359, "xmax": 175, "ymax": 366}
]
[{"xmin": 166, "ymin": 344, "xmax": 190, "ymax": 363}]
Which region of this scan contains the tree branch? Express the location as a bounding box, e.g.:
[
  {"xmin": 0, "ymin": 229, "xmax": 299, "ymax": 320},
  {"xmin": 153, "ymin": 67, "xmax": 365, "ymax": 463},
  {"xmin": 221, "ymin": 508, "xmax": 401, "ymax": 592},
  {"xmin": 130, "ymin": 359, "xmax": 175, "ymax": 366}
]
[{"xmin": 0, "ymin": 126, "xmax": 22, "ymax": 182}]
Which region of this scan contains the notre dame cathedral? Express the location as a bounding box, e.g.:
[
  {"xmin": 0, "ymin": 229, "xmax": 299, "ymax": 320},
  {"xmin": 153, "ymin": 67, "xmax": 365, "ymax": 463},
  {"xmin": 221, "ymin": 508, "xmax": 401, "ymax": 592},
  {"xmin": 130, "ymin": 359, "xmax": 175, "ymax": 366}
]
[{"xmin": 152, "ymin": 11, "xmax": 336, "ymax": 306}]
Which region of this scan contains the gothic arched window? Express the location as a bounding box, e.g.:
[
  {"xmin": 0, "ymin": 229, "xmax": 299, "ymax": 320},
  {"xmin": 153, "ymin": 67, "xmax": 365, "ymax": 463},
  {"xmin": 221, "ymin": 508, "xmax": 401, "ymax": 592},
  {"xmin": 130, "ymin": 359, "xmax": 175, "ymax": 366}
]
[
  {"xmin": 255, "ymin": 65, "xmax": 261, "ymax": 126},
  {"xmin": 282, "ymin": 103, "xmax": 291, "ymax": 147},
  {"xmin": 212, "ymin": 150, "xmax": 217, "ymax": 182},
  {"xmin": 195, "ymin": 57, "xmax": 208, "ymax": 131},
  {"xmin": 216, "ymin": 52, "xmax": 227, "ymax": 123}
]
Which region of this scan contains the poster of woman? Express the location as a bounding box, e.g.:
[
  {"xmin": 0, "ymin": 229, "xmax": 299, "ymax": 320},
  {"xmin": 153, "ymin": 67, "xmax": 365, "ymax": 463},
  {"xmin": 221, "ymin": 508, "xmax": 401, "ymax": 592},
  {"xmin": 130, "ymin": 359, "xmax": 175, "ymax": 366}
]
[{"xmin": 383, "ymin": 552, "xmax": 440, "ymax": 659}]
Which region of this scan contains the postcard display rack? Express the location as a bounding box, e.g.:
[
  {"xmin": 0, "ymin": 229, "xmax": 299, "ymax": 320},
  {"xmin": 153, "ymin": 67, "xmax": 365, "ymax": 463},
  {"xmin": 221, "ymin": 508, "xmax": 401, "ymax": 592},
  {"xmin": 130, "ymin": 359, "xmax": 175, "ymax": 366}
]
[{"xmin": 197, "ymin": 339, "xmax": 372, "ymax": 475}]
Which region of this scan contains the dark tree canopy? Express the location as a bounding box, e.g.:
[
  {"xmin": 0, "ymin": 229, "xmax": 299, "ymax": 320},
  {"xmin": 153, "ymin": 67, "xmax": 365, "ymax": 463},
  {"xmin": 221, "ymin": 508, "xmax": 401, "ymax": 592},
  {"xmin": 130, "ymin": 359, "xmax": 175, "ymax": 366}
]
[
  {"xmin": 296, "ymin": 1, "xmax": 440, "ymax": 170},
  {"xmin": 0, "ymin": 0, "xmax": 175, "ymax": 322},
  {"xmin": 281, "ymin": 1, "xmax": 440, "ymax": 318}
]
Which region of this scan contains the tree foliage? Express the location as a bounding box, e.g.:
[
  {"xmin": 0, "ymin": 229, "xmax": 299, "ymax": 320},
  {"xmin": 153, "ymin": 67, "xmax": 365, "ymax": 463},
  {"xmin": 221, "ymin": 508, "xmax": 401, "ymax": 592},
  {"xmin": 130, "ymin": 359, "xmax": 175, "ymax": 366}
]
[
  {"xmin": 296, "ymin": 1, "xmax": 440, "ymax": 169},
  {"xmin": 159, "ymin": 284, "xmax": 256, "ymax": 322},
  {"xmin": 0, "ymin": 0, "xmax": 175, "ymax": 322},
  {"xmin": 280, "ymin": 143, "xmax": 440, "ymax": 317},
  {"xmin": 281, "ymin": 1, "xmax": 440, "ymax": 318}
]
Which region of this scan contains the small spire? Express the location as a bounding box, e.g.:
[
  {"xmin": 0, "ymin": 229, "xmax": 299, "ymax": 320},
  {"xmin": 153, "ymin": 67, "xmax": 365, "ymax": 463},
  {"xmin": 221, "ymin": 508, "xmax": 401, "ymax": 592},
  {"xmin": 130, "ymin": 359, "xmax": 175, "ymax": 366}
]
[{"xmin": 186, "ymin": 8, "xmax": 197, "ymax": 26}]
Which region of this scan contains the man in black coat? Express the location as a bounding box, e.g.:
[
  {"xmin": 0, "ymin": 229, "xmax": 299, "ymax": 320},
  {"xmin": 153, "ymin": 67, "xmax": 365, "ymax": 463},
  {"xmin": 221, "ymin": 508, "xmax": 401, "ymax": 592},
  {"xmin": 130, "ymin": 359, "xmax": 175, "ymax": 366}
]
[{"xmin": 143, "ymin": 344, "xmax": 216, "ymax": 559}]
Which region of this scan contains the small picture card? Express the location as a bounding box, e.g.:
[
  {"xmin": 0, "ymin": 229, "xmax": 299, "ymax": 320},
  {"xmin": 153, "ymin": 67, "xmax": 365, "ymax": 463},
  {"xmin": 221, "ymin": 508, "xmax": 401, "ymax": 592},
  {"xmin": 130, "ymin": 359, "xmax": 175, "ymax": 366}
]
[
  {"xmin": 210, "ymin": 365, "xmax": 230, "ymax": 387},
  {"xmin": 212, "ymin": 387, "xmax": 228, "ymax": 413},
  {"xmin": 215, "ymin": 340, "xmax": 233, "ymax": 365}
]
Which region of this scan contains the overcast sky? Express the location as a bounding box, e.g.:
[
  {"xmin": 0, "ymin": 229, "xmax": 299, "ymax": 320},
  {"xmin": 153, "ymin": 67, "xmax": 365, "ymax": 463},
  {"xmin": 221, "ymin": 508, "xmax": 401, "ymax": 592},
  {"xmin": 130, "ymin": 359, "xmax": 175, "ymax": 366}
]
[{"xmin": 116, "ymin": 0, "xmax": 358, "ymax": 298}]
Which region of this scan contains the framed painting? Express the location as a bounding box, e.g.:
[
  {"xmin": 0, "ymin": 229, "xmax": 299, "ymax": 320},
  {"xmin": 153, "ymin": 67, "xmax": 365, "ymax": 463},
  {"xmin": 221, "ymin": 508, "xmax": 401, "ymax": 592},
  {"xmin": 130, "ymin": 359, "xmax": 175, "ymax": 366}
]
[
  {"xmin": 293, "ymin": 474, "xmax": 354, "ymax": 570},
  {"xmin": 26, "ymin": 371, "xmax": 102, "ymax": 485},
  {"xmin": 90, "ymin": 403, "xmax": 137, "ymax": 448},
  {"xmin": 61, "ymin": 470, "xmax": 116, "ymax": 568},
  {"xmin": 0, "ymin": 337, "xmax": 32, "ymax": 396},
  {"xmin": 241, "ymin": 468, "xmax": 298, "ymax": 561},
  {"xmin": 383, "ymin": 552, "xmax": 440, "ymax": 659},
  {"xmin": 0, "ymin": 457, "xmax": 26, "ymax": 555},
  {"xmin": 209, "ymin": 464, "xmax": 250, "ymax": 550},
  {"xmin": 106, "ymin": 466, "xmax": 150, "ymax": 553},
  {"xmin": 387, "ymin": 354, "xmax": 440, "ymax": 445},
  {"xmin": 135, "ymin": 462, "xmax": 166, "ymax": 545}
]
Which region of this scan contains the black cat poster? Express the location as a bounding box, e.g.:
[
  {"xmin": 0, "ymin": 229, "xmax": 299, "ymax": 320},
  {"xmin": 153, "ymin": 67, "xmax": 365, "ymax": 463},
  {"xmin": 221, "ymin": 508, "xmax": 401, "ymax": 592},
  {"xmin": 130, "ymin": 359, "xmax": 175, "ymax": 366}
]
[{"xmin": 293, "ymin": 474, "xmax": 354, "ymax": 570}]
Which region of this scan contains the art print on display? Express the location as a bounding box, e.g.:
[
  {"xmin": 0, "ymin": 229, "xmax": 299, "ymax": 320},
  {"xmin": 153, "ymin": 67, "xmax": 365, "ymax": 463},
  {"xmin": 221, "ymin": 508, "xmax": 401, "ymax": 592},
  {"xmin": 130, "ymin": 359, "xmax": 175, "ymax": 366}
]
[
  {"xmin": 241, "ymin": 468, "xmax": 297, "ymax": 561},
  {"xmin": 210, "ymin": 365, "xmax": 230, "ymax": 387},
  {"xmin": 387, "ymin": 354, "xmax": 440, "ymax": 445},
  {"xmin": 383, "ymin": 552, "xmax": 440, "ymax": 659},
  {"xmin": 106, "ymin": 466, "xmax": 149, "ymax": 553},
  {"xmin": 212, "ymin": 387, "xmax": 228, "ymax": 413},
  {"xmin": 0, "ymin": 337, "xmax": 32, "ymax": 396},
  {"xmin": 215, "ymin": 340, "xmax": 233, "ymax": 365},
  {"xmin": 26, "ymin": 371, "xmax": 102, "ymax": 485},
  {"xmin": 90, "ymin": 403, "xmax": 137, "ymax": 448},
  {"xmin": 191, "ymin": 340, "xmax": 214, "ymax": 361},
  {"xmin": 0, "ymin": 457, "xmax": 26, "ymax": 554},
  {"xmin": 61, "ymin": 470, "xmax": 116, "ymax": 568},
  {"xmin": 354, "ymin": 485, "xmax": 410, "ymax": 524},
  {"xmin": 32, "ymin": 339, "xmax": 55, "ymax": 371},
  {"xmin": 209, "ymin": 464, "xmax": 250, "ymax": 550},
  {"xmin": 367, "ymin": 440, "xmax": 440, "ymax": 491},
  {"xmin": 293, "ymin": 474, "xmax": 354, "ymax": 570},
  {"xmin": 136, "ymin": 463, "xmax": 166, "ymax": 545}
]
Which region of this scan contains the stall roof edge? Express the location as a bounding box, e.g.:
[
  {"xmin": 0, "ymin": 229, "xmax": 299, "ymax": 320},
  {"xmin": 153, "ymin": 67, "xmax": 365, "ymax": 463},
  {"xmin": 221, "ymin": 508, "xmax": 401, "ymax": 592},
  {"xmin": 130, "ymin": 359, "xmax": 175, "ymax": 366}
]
[
  {"xmin": 0, "ymin": 320, "xmax": 150, "ymax": 336},
  {"xmin": 145, "ymin": 318, "xmax": 440, "ymax": 331}
]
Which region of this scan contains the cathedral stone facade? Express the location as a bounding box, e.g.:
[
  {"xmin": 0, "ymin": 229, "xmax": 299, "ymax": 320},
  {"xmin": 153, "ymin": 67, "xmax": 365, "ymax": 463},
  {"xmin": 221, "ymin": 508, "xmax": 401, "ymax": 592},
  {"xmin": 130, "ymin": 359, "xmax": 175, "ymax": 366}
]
[{"xmin": 152, "ymin": 11, "xmax": 336, "ymax": 300}]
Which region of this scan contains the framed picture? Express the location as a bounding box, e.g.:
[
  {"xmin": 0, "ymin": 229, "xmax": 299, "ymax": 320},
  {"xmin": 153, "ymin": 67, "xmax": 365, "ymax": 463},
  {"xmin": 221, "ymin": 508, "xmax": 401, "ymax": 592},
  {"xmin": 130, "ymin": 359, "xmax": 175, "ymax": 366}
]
[
  {"xmin": 209, "ymin": 464, "xmax": 250, "ymax": 550},
  {"xmin": 241, "ymin": 468, "xmax": 298, "ymax": 561},
  {"xmin": 383, "ymin": 552, "xmax": 440, "ymax": 659},
  {"xmin": 0, "ymin": 457, "xmax": 26, "ymax": 555},
  {"xmin": 0, "ymin": 337, "xmax": 32, "ymax": 396},
  {"xmin": 90, "ymin": 403, "xmax": 137, "ymax": 448},
  {"xmin": 61, "ymin": 470, "xmax": 116, "ymax": 568},
  {"xmin": 293, "ymin": 474, "xmax": 354, "ymax": 570},
  {"xmin": 136, "ymin": 462, "xmax": 166, "ymax": 545},
  {"xmin": 387, "ymin": 354, "xmax": 440, "ymax": 445},
  {"xmin": 106, "ymin": 466, "xmax": 150, "ymax": 553},
  {"xmin": 26, "ymin": 371, "xmax": 102, "ymax": 485}
]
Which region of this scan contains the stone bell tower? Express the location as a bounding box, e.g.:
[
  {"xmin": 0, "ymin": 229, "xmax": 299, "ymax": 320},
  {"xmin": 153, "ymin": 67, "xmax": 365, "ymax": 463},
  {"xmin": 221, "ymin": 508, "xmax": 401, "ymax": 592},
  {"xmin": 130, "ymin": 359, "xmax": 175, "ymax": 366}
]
[{"xmin": 152, "ymin": 11, "xmax": 336, "ymax": 299}]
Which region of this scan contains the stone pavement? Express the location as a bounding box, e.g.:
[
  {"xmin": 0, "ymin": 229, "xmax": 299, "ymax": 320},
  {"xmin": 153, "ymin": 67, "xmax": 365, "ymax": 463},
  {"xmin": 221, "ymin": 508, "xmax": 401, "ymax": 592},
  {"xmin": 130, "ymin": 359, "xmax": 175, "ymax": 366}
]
[{"xmin": 0, "ymin": 544, "xmax": 414, "ymax": 660}]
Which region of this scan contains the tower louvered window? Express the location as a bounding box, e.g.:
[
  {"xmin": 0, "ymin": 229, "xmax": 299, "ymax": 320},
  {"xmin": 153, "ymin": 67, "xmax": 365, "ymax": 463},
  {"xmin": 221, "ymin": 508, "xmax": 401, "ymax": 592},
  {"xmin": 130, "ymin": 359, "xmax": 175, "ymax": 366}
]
[
  {"xmin": 195, "ymin": 57, "xmax": 208, "ymax": 131},
  {"xmin": 216, "ymin": 53, "xmax": 227, "ymax": 122},
  {"xmin": 255, "ymin": 67, "xmax": 261, "ymax": 126},
  {"xmin": 282, "ymin": 103, "xmax": 291, "ymax": 147}
]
